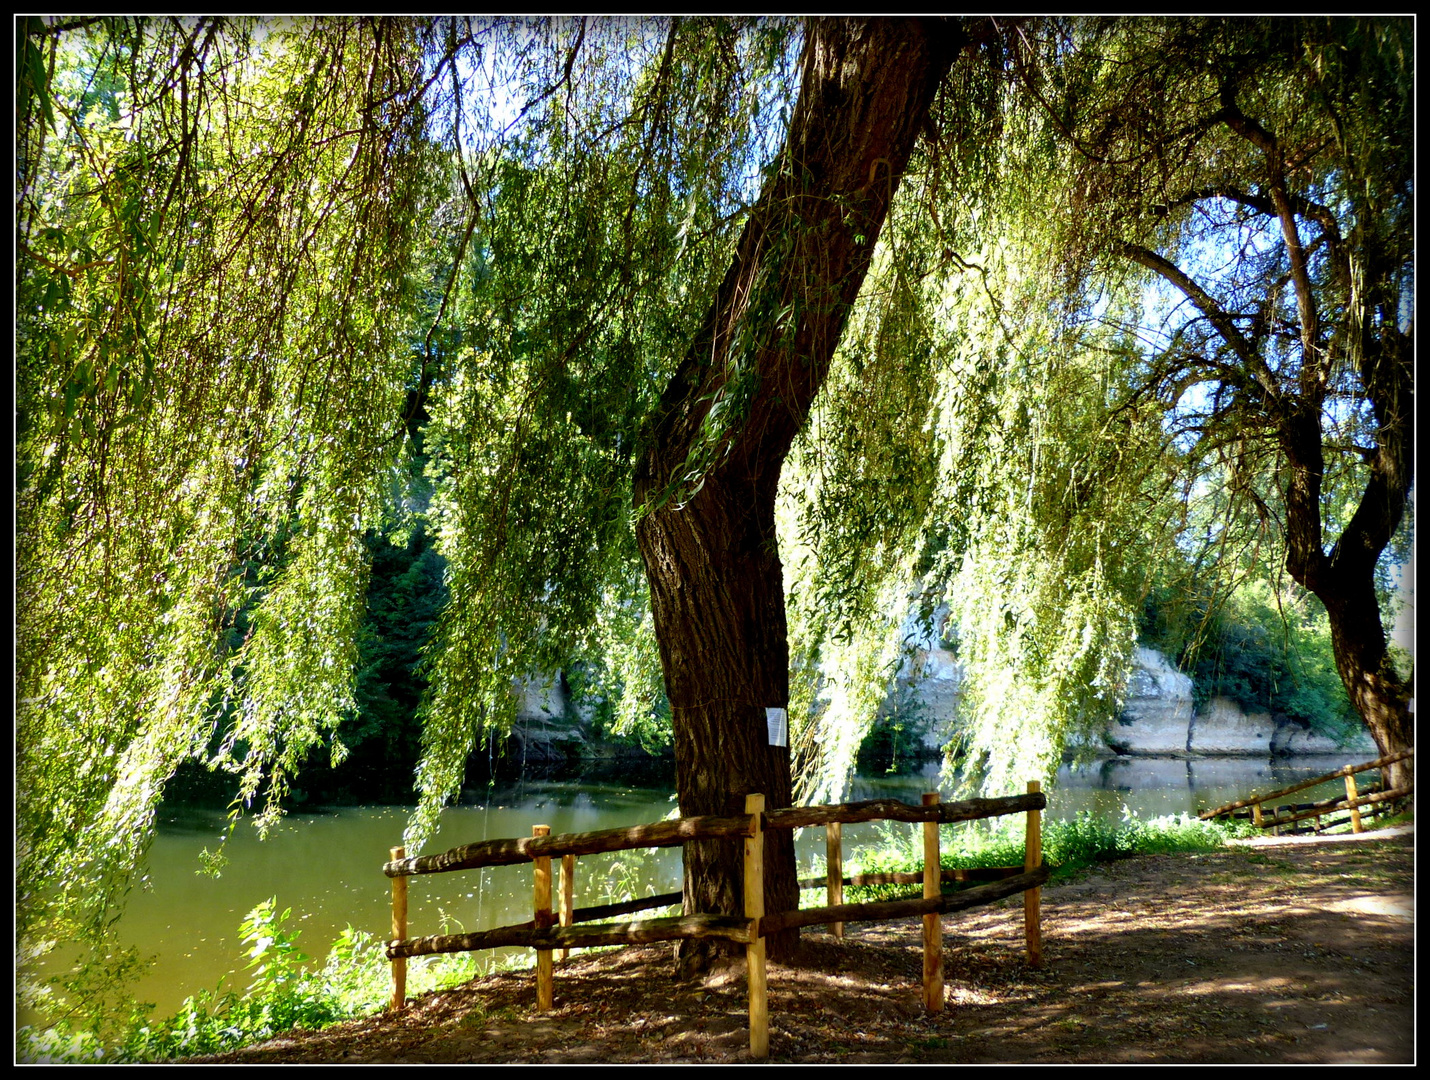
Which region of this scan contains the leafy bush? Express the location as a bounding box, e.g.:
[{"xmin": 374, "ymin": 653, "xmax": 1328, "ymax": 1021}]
[
  {"xmin": 1140, "ymin": 577, "xmax": 1361, "ymax": 741},
  {"xmin": 18, "ymin": 894, "xmax": 506, "ymax": 1063}
]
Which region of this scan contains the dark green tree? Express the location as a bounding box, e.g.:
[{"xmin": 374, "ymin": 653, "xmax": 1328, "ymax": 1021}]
[{"xmin": 1004, "ymin": 17, "xmax": 1413, "ymax": 784}]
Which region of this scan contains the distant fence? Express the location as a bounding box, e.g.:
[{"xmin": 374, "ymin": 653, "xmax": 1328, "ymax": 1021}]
[
  {"xmin": 1198, "ymin": 749, "xmax": 1414, "ymax": 835},
  {"xmin": 383, "ymin": 783, "xmax": 1049, "ymax": 1059}
]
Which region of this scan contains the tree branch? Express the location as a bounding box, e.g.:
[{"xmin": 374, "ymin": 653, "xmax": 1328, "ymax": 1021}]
[
  {"xmin": 1219, "ymin": 91, "xmax": 1324, "ymax": 395},
  {"xmin": 1117, "ymin": 241, "xmax": 1283, "ymax": 412}
]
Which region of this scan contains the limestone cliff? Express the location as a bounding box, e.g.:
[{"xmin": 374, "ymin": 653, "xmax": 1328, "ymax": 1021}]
[{"xmin": 884, "ymin": 644, "xmax": 1374, "ymax": 760}]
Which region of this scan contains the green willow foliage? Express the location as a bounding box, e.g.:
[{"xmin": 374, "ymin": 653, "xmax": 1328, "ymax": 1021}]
[
  {"xmin": 401, "ymin": 18, "xmax": 801, "ymax": 845},
  {"xmin": 16, "ymin": 16, "xmax": 801, "ymax": 995},
  {"xmin": 18, "ymin": 19, "xmax": 443, "ymax": 959},
  {"xmin": 782, "ymin": 56, "xmax": 1187, "ymax": 801}
]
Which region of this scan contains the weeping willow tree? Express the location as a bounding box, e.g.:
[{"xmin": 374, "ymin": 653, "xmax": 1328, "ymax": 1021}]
[
  {"xmin": 1002, "ymin": 17, "xmax": 1416, "ymax": 786},
  {"xmin": 16, "ymin": 14, "xmax": 971, "ymax": 993}
]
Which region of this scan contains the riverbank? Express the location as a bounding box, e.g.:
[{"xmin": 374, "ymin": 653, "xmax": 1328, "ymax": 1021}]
[{"xmin": 195, "ymin": 826, "xmax": 1413, "ymax": 1064}]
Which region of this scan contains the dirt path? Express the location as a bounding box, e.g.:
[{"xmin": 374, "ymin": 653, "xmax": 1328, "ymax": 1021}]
[{"xmin": 200, "ymin": 827, "xmax": 1413, "ymax": 1064}]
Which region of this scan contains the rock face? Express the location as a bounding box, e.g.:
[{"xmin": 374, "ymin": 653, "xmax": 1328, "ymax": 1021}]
[
  {"xmin": 886, "ymin": 641, "xmax": 1375, "ymax": 761},
  {"xmin": 1188, "ymin": 697, "xmax": 1275, "ymax": 754},
  {"xmin": 500, "ymin": 673, "xmax": 675, "ymax": 774},
  {"xmin": 504, "ymin": 673, "xmax": 587, "ymax": 768},
  {"xmin": 882, "ymin": 604, "xmax": 963, "ymax": 756},
  {"xmin": 1109, "ymin": 648, "xmax": 1196, "ymax": 753},
  {"xmin": 896, "ymin": 645, "xmax": 962, "ymax": 755},
  {"xmin": 1098, "ymin": 648, "xmax": 1375, "ymax": 758}
]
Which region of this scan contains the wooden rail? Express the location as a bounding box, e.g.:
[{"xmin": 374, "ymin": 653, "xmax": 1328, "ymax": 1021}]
[
  {"xmin": 1199, "ymin": 748, "xmax": 1413, "ymax": 836},
  {"xmin": 539, "ymin": 865, "xmax": 1031, "ymax": 926},
  {"xmin": 764, "ymin": 792, "xmax": 1044, "ymax": 829},
  {"xmin": 759, "ymin": 866, "xmax": 1051, "ymax": 934},
  {"xmin": 384, "ymin": 814, "xmax": 755, "ymax": 877},
  {"xmin": 383, "ymin": 783, "xmax": 1047, "ymax": 1058},
  {"xmin": 1247, "ymin": 786, "xmax": 1411, "ymax": 835},
  {"xmin": 389, "ymin": 913, "xmax": 756, "ymax": 958}
]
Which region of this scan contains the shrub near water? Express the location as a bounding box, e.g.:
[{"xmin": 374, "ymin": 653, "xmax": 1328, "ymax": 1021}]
[
  {"xmin": 16, "ymin": 897, "xmax": 513, "ymax": 1063},
  {"xmin": 19, "ymin": 900, "xmax": 339, "ymax": 1063},
  {"xmin": 843, "ymin": 810, "xmax": 1240, "ymax": 902},
  {"xmin": 19, "ymin": 840, "xmax": 667, "ymax": 1063}
]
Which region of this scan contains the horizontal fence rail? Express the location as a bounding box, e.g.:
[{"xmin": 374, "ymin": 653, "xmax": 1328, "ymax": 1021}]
[
  {"xmin": 386, "ymin": 793, "xmax": 1048, "ymax": 879},
  {"xmin": 382, "ymin": 783, "xmax": 1048, "ymax": 1059},
  {"xmin": 384, "ymin": 814, "xmax": 756, "ymax": 877},
  {"xmin": 529, "ymin": 865, "xmax": 1031, "ymax": 926},
  {"xmin": 1259, "ymin": 787, "xmax": 1410, "ymax": 832},
  {"xmin": 760, "ymin": 866, "xmax": 1051, "ymax": 935},
  {"xmin": 1199, "ymin": 748, "xmax": 1413, "ymax": 836},
  {"xmin": 389, "ymin": 913, "xmax": 756, "ymax": 959},
  {"xmin": 764, "ymin": 792, "xmax": 1045, "ymax": 830},
  {"xmin": 807, "ymin": 865, "xmax": 1028, "ymax": 890},
  {"xmin": 1198, "ymin": 749, "xmax": 1413, "ymax": 820}
]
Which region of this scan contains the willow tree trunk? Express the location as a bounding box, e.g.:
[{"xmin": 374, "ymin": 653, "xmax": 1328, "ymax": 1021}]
[
  {"xmin": 1279, "ymin": 349, "xmax": 1414, "ymax": 792},
  {"xmin": 632, "ymin": 18, "xmax": 961, "ymax": 966},
  {"xmin": 1322, "ymin": 579, "xmax": 1414, "ymax": 791}
]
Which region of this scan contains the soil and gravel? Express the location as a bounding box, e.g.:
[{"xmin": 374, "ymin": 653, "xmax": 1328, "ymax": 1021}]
[{"xmin": 198, "ymin": 826, "xmax": 1413, "ymax": 1064}]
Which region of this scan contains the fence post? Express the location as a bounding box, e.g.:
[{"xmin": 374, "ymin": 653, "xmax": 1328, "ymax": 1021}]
[
  {"xmin": 389, "ymin": 845, "xmax": 407, "ymax": 1012},
  {"xmin": 533, "ymin": 824, "xmax": 554, "ymax": 1011},
  {"xmin": 745, "ymin": 793, "xmax": 768, "ymax": 1059},
  {"xmin": 826, "ymin": 820, "xmax": 844, "ymax": 941},
  {"xmin": 560, "ymin": 853, "xmax": 576, "ymax": 960},
  {"xmin": 1024, "ymin": 781, "xmax": 1043, "ymax": 968},
  {"xmin": 1344, "ymin": 773, "xmax": 1364, "ymax": 833},
  {"xmin": 922, "ymin": 792, "xmax": 944, "ymax": 1013}
]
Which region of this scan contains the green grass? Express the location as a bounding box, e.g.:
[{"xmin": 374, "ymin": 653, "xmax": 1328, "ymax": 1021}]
[
  {"xmin": 840, "ymin": 810, "xmax": 1242, "ymax": 902},
  {"xmin": 1362, "ymin": 806, "xmax": 1413, "ymax": 831}
]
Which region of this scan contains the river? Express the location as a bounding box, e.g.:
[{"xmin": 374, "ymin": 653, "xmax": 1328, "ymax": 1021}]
[{"xmin": 19, "ymin": 755, "xmax": 1365, "ymax": 1029}]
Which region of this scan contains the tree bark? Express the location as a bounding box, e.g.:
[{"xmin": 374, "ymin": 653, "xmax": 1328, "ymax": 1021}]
[
  {"xmin": 1279, "ymin": 333, "xmax": 1415, "ymax": 791},
  {"xmin": 632, "ymin": 18, "xmax": 961, "ymax": 967},
  {"xmin": 1321, "ymin": 580, "xmax": 1414, "ymax": 790}
]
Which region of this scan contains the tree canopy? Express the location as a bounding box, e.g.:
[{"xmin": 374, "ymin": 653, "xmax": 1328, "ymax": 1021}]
[
  {"xmin": 16, "ymin": 15, "xmax": 1413, "ymax": 1000},
  {"xmin": 1020, "ymin": 17, "xmax": 1414, "ymax": 781}
]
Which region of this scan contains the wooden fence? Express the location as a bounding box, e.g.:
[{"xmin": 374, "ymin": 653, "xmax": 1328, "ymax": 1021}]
[
  {"xmin": 383, "ymin": 783, "xmax": 1049, "ymax": 1058},
  {"xmin": 1198, "ymin": 749, "xmax": 1414, "ymax": 835}
]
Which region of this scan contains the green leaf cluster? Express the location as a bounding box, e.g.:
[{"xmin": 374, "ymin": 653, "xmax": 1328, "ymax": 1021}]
[
  {"xmin": 17, "ymin": 15, "xmax": 447, "ymax": 1003},
  {"xmin": 1142, "ymin": 575, "xmax": 1361, "ymax": 741}
]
